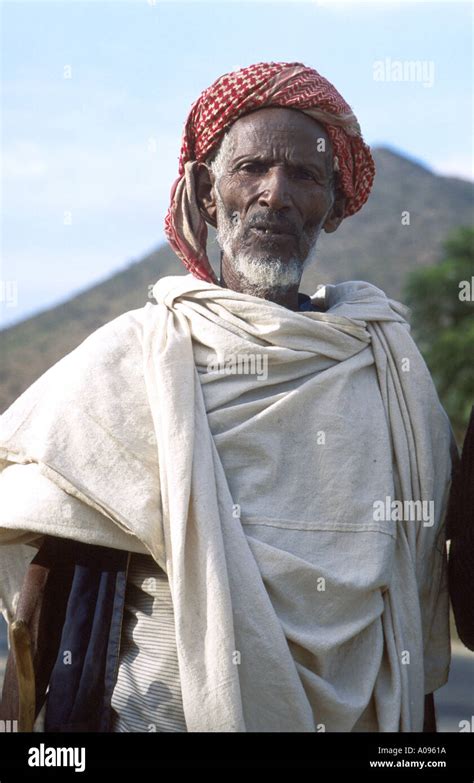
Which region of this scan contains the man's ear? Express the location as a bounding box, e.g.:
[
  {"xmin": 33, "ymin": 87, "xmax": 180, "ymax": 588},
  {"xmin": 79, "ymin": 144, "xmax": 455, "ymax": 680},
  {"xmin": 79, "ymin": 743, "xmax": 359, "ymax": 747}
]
[
  {"xmin": 323, "ymin": 178, "xmax": 347, "ymax": 234},
  {"xmin": 195, "ymin": 162, "xmax": 217, "ymax": 227},
  {"xmin": 323, "ymin": 188, "xmax": 346, "ymax": 234}
]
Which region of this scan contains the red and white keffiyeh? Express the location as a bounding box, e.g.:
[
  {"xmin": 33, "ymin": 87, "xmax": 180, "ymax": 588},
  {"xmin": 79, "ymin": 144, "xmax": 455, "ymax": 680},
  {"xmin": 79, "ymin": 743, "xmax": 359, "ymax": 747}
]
[{"xmin": 164, "ymin": 61, "xmax": 376, "ymax": 283}]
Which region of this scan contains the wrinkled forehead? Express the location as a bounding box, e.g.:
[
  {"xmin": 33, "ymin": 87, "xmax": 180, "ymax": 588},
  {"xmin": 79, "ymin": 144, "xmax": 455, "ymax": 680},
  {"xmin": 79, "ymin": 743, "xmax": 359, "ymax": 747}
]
[{"xmin": 224, "ymin": 106, "xmax": 333, "ymax": 164}]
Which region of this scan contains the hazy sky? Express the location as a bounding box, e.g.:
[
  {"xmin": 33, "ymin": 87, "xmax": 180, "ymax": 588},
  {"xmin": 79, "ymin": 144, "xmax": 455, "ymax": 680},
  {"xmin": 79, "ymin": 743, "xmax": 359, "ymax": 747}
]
[{"xmin": 1, "ymin": 0, "xmax": 472, "ymax": 326}]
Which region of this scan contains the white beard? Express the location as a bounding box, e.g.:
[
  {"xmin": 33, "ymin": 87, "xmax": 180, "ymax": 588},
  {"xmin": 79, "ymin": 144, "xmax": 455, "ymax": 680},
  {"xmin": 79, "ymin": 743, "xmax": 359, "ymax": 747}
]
[
  {"xmin": 229, "ymin": 253, "xmax": 304, "ymax": 290},
  {"xmin": 215, "ymin": 190, "xmax": 319, "ymax": 293}
]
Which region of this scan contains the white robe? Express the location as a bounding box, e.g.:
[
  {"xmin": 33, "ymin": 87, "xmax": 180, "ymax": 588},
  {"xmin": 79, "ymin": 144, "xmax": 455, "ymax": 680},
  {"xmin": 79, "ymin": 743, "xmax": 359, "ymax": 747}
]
[{"xmin": 0, "ymin": 275, "xmax": 453, "ymax": 731}]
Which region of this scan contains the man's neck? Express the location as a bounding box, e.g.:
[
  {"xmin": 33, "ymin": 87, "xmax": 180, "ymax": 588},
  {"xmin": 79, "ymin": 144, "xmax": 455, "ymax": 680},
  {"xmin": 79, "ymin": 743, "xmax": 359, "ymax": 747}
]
[{"xmin": 219, "ymin": 260, "xmax": 302, "ymax": 312}]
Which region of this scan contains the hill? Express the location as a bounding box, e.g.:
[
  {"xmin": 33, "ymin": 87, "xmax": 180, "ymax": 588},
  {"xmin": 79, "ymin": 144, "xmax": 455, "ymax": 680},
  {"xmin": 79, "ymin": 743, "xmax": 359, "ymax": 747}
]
[{"xmin": 1, "ymin": 146, "xmax": 473, "ymax": 412}]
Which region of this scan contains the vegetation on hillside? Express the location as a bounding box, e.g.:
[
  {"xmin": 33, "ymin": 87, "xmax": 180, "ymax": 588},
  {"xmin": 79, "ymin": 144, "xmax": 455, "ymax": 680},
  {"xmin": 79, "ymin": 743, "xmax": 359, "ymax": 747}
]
[{"xmin": 404, "ymin": 226, "xmax": 474, "ymax": 442}]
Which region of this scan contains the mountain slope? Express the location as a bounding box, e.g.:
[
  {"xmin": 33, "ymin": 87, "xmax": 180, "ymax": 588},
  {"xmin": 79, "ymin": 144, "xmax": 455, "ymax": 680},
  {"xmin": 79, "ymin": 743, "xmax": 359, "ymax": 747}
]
[{"xmin": 1, "ymin": 146, "xmax": 472, "ymax": 412}]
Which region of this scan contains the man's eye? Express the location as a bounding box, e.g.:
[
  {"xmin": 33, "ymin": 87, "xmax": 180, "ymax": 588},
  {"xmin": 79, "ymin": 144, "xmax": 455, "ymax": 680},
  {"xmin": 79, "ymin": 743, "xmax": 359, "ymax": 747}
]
[
  {"xmin": 240, "ymin": 162, "xmax": 266, "ymax": 174},
  {"xmin": 239, "ymin": 163, "xmax": 315, "ymax": 180},
  {"xmin": 291, "ymin": 168, "xmax": 313, "ymax": 180}
]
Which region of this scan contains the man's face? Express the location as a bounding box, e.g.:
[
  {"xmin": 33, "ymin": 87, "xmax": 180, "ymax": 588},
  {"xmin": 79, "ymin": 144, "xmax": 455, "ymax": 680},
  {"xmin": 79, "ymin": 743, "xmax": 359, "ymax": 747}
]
[{"xmin": 209, "ymin": 107, "xmax": 340, "ymax": 280}]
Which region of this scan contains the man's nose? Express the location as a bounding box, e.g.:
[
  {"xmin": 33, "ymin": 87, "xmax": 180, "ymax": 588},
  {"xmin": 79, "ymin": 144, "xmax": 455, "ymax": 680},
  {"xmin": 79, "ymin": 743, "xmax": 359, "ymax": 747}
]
[{"xmin": 257, "ymin": 167, "xmax": 291, "ymax": 210}]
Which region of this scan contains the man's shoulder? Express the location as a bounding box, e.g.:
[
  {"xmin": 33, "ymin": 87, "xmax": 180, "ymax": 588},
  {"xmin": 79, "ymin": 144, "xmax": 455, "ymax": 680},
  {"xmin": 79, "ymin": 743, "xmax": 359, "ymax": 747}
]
[
  {"xmin": 312, "ymin": 280, "xmax": 411, "ymax": 325},
  {"xmin": 0, "ymin": 304, "xmax": 158, "ymax": 437},
  {"xmin": 76, "ymin": 304, "xmax": 152, "ymax": 357},
  {"xmin": 39, "ymin": 303, "xmax": 156, "ymax": 380}
]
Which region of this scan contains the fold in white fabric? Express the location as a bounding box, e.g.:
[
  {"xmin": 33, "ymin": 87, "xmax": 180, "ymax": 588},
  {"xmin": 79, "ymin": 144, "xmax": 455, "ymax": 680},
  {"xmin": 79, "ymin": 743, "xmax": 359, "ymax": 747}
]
[{"xmin": 0, "ymin": 275, "xmax": 453, "ymax": 731}]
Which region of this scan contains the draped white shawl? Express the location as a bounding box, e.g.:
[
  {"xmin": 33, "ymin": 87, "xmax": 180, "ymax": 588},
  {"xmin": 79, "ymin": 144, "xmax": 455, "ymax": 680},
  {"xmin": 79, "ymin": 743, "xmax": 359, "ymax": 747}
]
[{"xmin": 0, "ymin": 275, "xmax": 453, "ymax": 731}]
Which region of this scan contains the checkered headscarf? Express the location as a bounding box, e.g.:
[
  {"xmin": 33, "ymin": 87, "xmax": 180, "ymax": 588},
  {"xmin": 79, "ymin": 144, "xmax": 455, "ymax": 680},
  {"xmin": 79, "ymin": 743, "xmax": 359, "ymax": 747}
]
[{"xmin": 164, "ymin": 61, "xmax": 375, "ymax": 283}]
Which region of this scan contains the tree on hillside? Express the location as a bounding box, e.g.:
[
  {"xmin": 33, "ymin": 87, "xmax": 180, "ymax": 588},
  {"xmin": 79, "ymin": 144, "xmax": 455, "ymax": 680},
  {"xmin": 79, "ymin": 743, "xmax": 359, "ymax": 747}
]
[{"xmin": 404, "ymin": 226, "xmax": 474, "ymax": 442}]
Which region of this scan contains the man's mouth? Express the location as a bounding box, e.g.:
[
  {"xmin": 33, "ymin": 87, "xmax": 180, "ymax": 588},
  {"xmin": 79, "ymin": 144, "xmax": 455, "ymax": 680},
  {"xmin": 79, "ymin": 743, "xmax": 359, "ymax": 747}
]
[{"xmin": 251, "ymin": 223, "xmax": 295, "ymax": 237}]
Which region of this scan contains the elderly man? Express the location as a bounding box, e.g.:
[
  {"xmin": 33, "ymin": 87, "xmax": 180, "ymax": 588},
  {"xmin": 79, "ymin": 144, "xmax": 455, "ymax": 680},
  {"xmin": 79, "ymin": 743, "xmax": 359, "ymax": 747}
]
[{"xmin": 0, "ymin": 62, "xmax": 453, "ymax": 733}]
